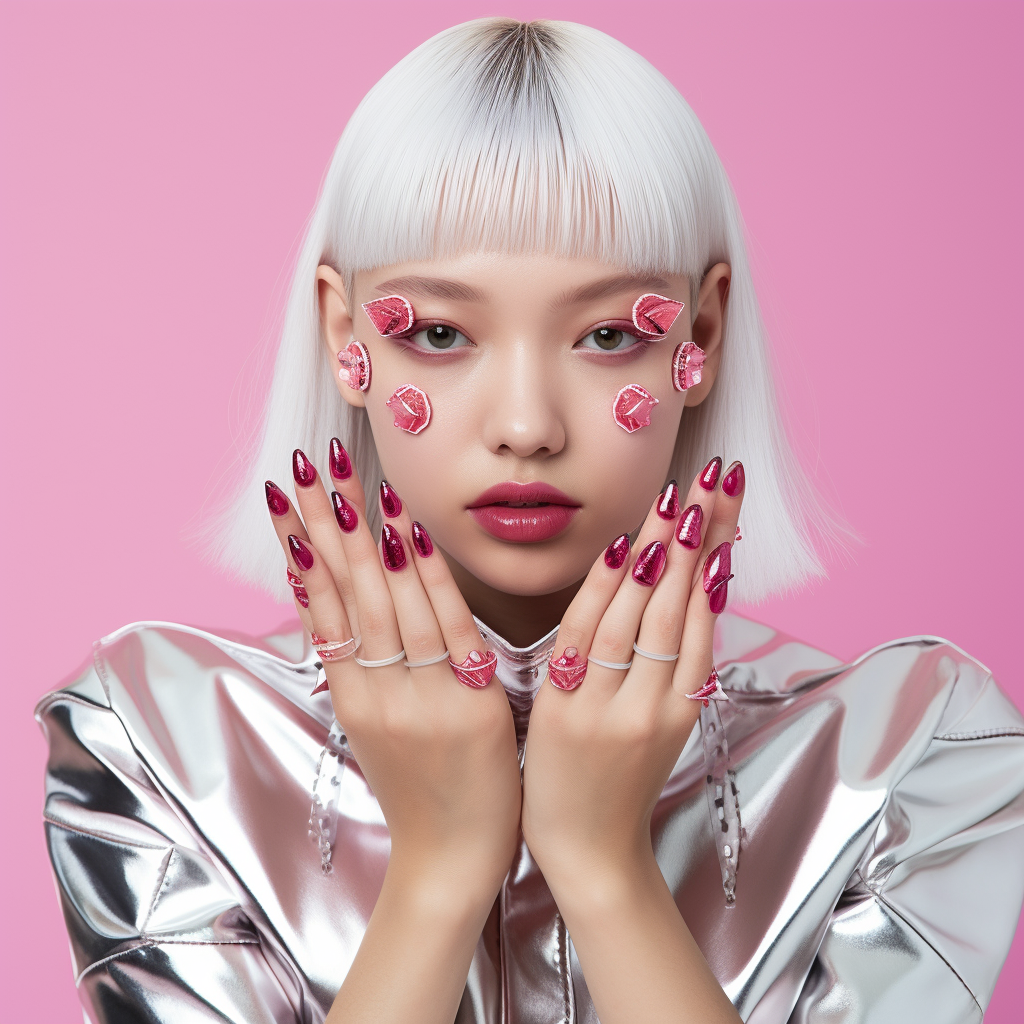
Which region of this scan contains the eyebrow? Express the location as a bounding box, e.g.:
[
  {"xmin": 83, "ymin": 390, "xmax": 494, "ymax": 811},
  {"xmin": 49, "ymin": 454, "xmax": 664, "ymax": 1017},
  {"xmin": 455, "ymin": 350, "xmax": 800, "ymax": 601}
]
[
  {"xmin": 551, "ymin": 274, "xmax": 671, "ymax": 309},
  {"xmin": 375, "ymin": 276, "xmax": 485, "ymax": 302}
]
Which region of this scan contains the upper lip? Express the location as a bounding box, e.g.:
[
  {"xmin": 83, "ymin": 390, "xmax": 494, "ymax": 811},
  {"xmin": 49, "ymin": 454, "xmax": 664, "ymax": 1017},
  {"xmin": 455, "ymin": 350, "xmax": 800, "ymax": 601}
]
[{"xmin": 468, "ymin": 482, "xmax": 581, "ymax": 509}]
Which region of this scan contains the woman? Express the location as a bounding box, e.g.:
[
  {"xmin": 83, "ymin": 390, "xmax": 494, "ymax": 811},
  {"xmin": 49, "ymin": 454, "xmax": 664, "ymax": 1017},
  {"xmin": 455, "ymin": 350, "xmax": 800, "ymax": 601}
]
[{"xmin": 36, "ymin": 18, "xmax": 1024, "ymax": 1024}]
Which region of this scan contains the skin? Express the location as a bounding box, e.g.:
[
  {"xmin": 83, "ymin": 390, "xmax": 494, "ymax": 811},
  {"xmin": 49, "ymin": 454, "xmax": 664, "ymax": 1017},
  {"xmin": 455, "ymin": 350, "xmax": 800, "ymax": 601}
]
[{"xmin": 267, "ymin": 252, "xmax": 742, "ymax": 1023}]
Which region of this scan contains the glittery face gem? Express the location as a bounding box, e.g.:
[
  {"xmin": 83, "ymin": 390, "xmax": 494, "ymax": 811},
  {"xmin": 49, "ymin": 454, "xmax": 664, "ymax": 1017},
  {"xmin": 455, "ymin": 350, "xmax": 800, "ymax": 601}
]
[
  {"xmin": 548, "ymin": 647, "xmax": 587, "ymax": 690},
  {"xmin": 338, "ymin": 340, "xmax": 371, "ymax": 392},
  {"xmin": 449, "ymin": 649, "xmax": 497, "ymax": 688},
  {"xmin": 613, "ymin": 384, "xmax": 659, "ymax": 432},
  {"xmin": 386, "ymin": 384, "xmax": 432, "ymax": 434},
  {"xmin": 632, "ymin": 293, "xmax": 685, "ymax": 337},
  {"xmin": 362, "ymin": 295, "xmax": 415, "ymax": 336},
  {"xmin": 672, "ymin": 341, "xmax": 705, "ymax": 392}
]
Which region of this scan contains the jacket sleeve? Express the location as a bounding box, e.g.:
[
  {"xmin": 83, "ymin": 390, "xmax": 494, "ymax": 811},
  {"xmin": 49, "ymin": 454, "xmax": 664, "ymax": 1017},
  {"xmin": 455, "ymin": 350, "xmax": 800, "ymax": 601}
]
[
  {"xmin": 36, "ymin": 655, "xmax": 305, "ymax": 1024},
  {"xmin": 788, "ymin": 652, "xmax": 1024, "ymax": 1024}
]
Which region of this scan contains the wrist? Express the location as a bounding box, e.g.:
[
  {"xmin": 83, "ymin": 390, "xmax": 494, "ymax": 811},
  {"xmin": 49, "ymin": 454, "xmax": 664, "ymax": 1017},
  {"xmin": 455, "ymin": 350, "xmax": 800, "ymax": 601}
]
[
  {"xmin": 540, "ymin": 843, "xmax": 663, "ymax": 919},
  {"xmin": 386, "ymin": 846, "xmax": 508, "ymax": 918}
]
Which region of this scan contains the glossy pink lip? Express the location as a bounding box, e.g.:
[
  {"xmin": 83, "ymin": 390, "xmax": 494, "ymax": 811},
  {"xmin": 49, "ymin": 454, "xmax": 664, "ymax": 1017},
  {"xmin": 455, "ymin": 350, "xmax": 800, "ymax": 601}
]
[{"xmin": 467, "ymin": 482, "xmax": 581, "ymax": 543}]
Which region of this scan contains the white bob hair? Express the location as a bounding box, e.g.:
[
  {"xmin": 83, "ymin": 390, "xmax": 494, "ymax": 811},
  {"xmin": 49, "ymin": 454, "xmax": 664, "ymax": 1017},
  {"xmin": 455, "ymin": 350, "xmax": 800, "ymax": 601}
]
[{"xmin": 213, "ymin": 16, "xmax": 840, "ymax": 605}]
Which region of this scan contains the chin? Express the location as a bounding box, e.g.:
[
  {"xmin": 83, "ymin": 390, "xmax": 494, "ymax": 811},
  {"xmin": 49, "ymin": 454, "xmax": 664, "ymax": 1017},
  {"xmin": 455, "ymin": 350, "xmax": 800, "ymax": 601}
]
[{"xmin": 457, "ymin": 542, "xmax": 594, "ymax": 597}]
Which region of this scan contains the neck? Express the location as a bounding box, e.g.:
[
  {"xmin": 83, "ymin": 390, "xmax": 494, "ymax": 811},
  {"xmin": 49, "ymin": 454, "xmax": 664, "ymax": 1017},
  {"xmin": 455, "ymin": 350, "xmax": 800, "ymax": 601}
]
[{"xmin": 444, "ymin": 552, "xmax": 583, "ymax": 648}]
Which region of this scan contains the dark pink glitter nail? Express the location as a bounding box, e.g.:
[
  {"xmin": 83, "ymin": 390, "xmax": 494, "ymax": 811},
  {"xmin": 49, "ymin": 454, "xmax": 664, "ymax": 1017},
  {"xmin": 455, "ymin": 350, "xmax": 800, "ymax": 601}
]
[
  {"xmin": 699, "ymin": 456, "xmax": 723, "ymax": 491},
  {"xmin": 381, "ymin": 523, "xmax": 407, "ymax": 571},
  {"xmin": 632, "ymin": 541, "xmax": 667, "ymax": 586},
  {"xmin": 605, "ymin": 533, "xmax": 630, "ymax": 569},
  {"xmin": 292, "ymin": 449, "xmax": 317, "ymax": 487},
  {"xmin": 722, "ymin": 461, "xmax": 745, "ymax": 497},
  {"xmin": 329, "ymin": 438, "xmax": 352, "ymax": 480},
  {"xmin": 380, "ymin": 480, "xmax": 403, "ymax": 518},
  {"xmin": 288, "ymin": 535, "xmax": 314, "ymax": 571},
  {"xmin": 676, "ymin": 504, "xmax": 703, "ymax": 549},
  {"xmin": 265, "ymin": 481, "xmax": 290, "ymax": 517},
  {"xmin": 657, "ymin": 480, "xmax": 680, "ymax": 520},
  {"xmin": 332, "ymin": 491, "xmax": 358, "ymax": 533},
  {"xmin": 412, "ymin": 521, "xmax": 433, "ymax": 557}
]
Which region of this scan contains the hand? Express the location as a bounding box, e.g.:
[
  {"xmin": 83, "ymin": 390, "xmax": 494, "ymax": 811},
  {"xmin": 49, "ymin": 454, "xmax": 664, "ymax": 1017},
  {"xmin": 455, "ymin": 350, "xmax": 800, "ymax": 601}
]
[
  {"xmin": 521, "ymin": 458, "xmax": 743, "ymax": 896},
  {"xmin": 265, "ymin": 444, "xmax": 522, "ymax": 899}
]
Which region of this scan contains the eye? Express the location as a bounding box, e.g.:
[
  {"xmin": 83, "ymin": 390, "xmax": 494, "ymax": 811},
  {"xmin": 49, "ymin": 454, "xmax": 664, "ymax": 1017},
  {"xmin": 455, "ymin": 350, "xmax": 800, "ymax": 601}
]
[
  {"xmin": 577, "ymin": 325, "xmax": 644, "ymax": 353},
  {"xmin": 406, "ymin": 324, "xmax": 471, "ymax": 351}
]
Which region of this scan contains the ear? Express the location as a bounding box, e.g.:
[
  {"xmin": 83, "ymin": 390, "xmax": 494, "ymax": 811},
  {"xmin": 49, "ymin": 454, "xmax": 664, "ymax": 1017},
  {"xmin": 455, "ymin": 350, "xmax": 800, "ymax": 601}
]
[
  {"xmin": 681, "ymin": 262, "xmax": 731, "ymax": 408},
  {"xmin": 316, "ymin": 264, "xmax": 364, "ymax": 409}
]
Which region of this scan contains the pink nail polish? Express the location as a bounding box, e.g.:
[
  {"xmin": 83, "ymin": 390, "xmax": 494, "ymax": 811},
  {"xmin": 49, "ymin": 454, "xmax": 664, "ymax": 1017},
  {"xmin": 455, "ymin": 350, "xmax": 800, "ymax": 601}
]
[
  {"xmin": 699, "ymin": 456, "xmax": 723, "ymax": 491},
  {"xmin": 605, "ymin": 533, "xmax": 630, "ymax": 569},
  {"xmin": 329, "ymin": 438, "xmax": 352, "ymax": 480},
  {"xmin": 332, "ymin": 491, "xmax": 358, "ymax": 533},
  {"xmin": 412, "ymin": 521, "xmax": 433, "ymax": 557},
  {"xmin": 381, "ymin": 524, "xmax": 407, "ymax": 571},
  {"xmin": 657, "ymin": 480, "xmax": 680, "ymax": 520},
  {"xmin": 722, "ymin": 461, "xmax": 745, "ymax": 497},
  {"xmin": 380, "ymin": 480, "xmax": 403, "ymax": 518},
  {"xmin": 292, "ymin": 449, "xmax": 317, "ymax": 487},
  {"xmin": 288, "ymin": 535, "xmax": 314, "ymax": 571},
  {"xmin": 632, "ymin": 541, "xmax": 667, "ymax": 586},
  {"xmin": 708, "ymin": 577, "xmax": 731, "ymax": 614},
  {"xmin": 676, "ymin": 504, "xmax": 703, "ymax": 548},
  {"xmin": 548, "ymin": 647, "xmax": 587, "ymax": 690},
  {"xmin": 702, "ymin": 542, "xmax": 732, "ymax": 593},
  {"xmin": 265, "ymin": 481, "xmax": 290, "ymax": 517}
]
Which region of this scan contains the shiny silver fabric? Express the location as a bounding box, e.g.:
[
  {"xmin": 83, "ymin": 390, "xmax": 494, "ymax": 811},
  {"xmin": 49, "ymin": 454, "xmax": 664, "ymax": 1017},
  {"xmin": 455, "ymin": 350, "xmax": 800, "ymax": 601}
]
[{"xmin": 36, "ymin": 612, "xmax": 1024, "ymax": 1023}]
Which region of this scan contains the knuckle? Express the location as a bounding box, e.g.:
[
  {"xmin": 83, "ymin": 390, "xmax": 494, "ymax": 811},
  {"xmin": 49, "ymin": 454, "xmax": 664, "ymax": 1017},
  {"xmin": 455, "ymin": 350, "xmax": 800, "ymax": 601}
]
[
  {"xmin": 403, "ymin": 624, "xmax": 442, "ymax": 656},
  {"xmin": 357, "ymin": 604, "xmax": 394, "ymax": 640},
  {"xmin": 592, "ymin": 624, "xmax": 633, "ymax": 659}
]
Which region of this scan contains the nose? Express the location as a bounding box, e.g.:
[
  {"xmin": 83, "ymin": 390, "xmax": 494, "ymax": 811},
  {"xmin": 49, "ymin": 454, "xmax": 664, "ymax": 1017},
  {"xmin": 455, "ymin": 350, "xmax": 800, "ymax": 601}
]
[{"xmin": 481, "ymin": 343, "xmax": 566, "ymax": 459}]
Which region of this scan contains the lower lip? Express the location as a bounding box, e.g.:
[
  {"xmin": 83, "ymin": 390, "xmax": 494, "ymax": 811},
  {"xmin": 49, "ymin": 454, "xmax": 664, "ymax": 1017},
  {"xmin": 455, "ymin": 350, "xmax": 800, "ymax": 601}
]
[{"xmin": 468, "ymin": 505, "xmax": 580, "ymax": 542}]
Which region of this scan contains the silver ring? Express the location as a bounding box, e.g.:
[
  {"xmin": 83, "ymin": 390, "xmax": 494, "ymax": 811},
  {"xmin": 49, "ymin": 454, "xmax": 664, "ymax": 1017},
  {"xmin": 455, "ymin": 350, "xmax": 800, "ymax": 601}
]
[
  {"xmin": 588, "ymin": 656, "xmax": 633, "ymax": 671},
  {"xmin": 404, "ymin": 649, "xmax": 450, "ymax": 668},
  {"xmin": 633, "ymin": 642, "xmax": 679, "ymax": 662},
  {"xmin": 354, "ymin": 649, "xmax": 407, "ymax": 668}
]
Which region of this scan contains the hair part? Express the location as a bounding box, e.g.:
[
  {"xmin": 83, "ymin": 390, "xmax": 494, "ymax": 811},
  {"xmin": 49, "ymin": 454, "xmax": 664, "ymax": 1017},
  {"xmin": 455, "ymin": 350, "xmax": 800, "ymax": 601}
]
[{"xmin": 208, "ymin": 17, "xmax": 847, "ymax": 605}]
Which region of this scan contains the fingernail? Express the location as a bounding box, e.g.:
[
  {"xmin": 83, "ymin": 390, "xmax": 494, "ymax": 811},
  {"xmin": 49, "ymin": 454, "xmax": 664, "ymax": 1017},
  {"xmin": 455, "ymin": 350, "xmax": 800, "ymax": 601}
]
[
  {"xmin": 702, "ymin": 542, "xmax": 732, "ymax": 593},
  {"xmin": 292, "ymin": 448, "xmax": 317, "ymax": 487},
  {"xmin": 412, "ymin": 521, "xmax": 433, "ymax": 557},
  {"xmin": 657, "ymin": 480, "xmax": 680, "ymax": 520},
  {"xmin": 709, "ymin": 576, "xmax": 732, "ymax": 614},
  {"xmin": 329, "ymin": 438, "xmax": 352, "ymax": 480},
  {"xmin": 722, "ymin": 461, "xmax": 745, "ymax": 497},
  {"xmin": 381, "ymin": 523, "xmax": 407, "ymax": 571},
  {"xmin": 332, "ymin": 491, "xmax": 359, "ymax": 533},
  {"xmin": 265, "ymin": 481, "xmax": 290, "ymax": 517},
  {"xmin": 699, "ymin": 456, "xmax": 723, "ymax": 491},
  {"xmin": 676, "ymin": 504, "xmax": 703, "ymax": 548},
  {"xmin": 288, "ymin": 535, "xmax": 314, "ymax": 571},
  {"xmin": 632, "ymin": 540, "xmax": 667, "ymax": 586},
  {"xmin": 605, "ymin": 533, "xmax": 631, "ymax": 569},
  {"xmin": 380, "ymin": 480, "xmax": 403, "ymax": 518}
]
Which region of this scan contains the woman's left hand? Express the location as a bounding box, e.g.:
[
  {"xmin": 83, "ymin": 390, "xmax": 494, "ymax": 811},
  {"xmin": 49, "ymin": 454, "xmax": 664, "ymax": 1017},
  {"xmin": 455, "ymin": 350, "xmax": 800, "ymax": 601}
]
[{"xmin": 522, "ymin": 458, "xmax": 743, "ymax": 894}]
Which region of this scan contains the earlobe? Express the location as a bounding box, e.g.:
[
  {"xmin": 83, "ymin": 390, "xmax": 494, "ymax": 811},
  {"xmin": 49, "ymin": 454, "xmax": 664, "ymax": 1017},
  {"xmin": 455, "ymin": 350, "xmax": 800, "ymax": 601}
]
[{"xmin": 316, "ymin": 264, "xmax": 364, "ymax": 408}]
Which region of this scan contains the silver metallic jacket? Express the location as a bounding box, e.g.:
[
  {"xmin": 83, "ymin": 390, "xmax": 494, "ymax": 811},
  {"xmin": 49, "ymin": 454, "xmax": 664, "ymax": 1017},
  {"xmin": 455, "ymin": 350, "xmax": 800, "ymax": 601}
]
[{"xmin": 36, "ymin": 612, "xmax": 1024, "ymax": 1023}]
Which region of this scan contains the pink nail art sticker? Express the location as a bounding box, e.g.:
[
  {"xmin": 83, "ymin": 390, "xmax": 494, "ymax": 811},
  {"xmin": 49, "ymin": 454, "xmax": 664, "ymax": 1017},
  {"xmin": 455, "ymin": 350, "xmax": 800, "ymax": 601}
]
[
  {"xmin": 548, "ymin": 647, "xmax": 588, "ymax": 690},
  {"xmin": 613, "ymin": 384, "xmax": 659, "ymax": 432},
  {"xmin": 449, "ymin": 649, "xmax": 497, "ymax": 688},
  {"xmin": 632, "ymin": 293, "xmax": 685, "ymax": 337},
  {"xmin": 362, "ymin": 295, "xmax": 414, "ymax": 336},
  {"xmin": 672, "ymin": 341, "xmax": 705, "ymax": 392},
  {"xmin": 338, "ymin": 340, "xmax": 371, "ymax": 392},
  {"xmin": 386, "ymin": 384, "xmax": 432, "ymax": 434}
]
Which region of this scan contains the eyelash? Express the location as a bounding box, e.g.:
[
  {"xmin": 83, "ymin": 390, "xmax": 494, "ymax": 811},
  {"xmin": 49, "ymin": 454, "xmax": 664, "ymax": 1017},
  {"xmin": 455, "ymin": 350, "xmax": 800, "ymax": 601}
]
[
  {"xmin": 392, "ymin": 320, "xmax": 475, "ymax": 355},
  {"xmin": 573, "ymin": 320, "xmax": 648, "ymax": 355}
]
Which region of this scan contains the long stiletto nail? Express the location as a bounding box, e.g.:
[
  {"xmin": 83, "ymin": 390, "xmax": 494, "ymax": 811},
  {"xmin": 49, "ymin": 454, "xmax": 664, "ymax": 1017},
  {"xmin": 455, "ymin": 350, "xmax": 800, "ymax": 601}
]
[
  {"xmin": 605, "ymin": 533, "xmax": 630, "ymax": 569},
  {"xmin": 722, "ymin": 461, "xmax": 745, "ymax": 497},
  {"xmin": 699, "ymin": 456, "xmax": 723, "ymax": 491},
  {"xmin": 657, "ymin": 480, "xmax": 680, "ymax": 520},
  {"xmin": 288, "ymin": 535, "xmax": 314, "ymax": 571},
  {"xmin": 265, "ymin": 481, "xmax": 290, "ymax": 517},
  {"xmin": 703, "ymin": 542, "xmax": 732, "ymax": 593},
  {"xmin": 292, "ymin": 448, "xmax": 317, "ymax": 487},
  {"xmin": 380, "ymin": 480, "xmax": 403, "ymax": 518},
  {"xmin": 676, "ymin": 504, "xmax": 703, "ymax": 548},
  {"xmin": 381, "ymin": 524, "xmax": 407, "ymax": 571},
  {"xmin": 332, "ymin": 491, "xmax": 359, "ymax": 533},
  {"xmin": 412, "ymin": 522, "xmax": 433, "ymax": 557},
  {"xmin": 329, "ymin": 438, "xmax": 352, "ymax": 480},
  {"xmin": 632, "ymin": 541, "xmax": 667, "ymax": 586}
]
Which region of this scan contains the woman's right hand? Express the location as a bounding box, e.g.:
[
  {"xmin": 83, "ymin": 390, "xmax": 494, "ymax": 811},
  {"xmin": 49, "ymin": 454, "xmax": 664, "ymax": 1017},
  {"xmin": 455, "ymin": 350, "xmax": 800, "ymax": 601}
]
[{"xmin": 265, "ymin": 441, "xmax": 521, "ymax": 900}]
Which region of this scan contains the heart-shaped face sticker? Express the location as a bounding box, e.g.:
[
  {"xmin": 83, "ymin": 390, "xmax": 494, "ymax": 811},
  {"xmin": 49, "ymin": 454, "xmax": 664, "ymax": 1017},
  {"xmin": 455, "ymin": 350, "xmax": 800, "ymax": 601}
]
[
  {"xmin": 386, "ymin": 384, "xmax": 432, "ymax": 434},
  {"xmin": 362, "ymin": 295, "xmax": 415, "ymax": 336},
  {"xmin": 631, "ymin": 293, "xmax": 685, "ymax": 337},
  {"xmin": 613, "ymin": 383, "xmax": 659, "ymax": 432}
]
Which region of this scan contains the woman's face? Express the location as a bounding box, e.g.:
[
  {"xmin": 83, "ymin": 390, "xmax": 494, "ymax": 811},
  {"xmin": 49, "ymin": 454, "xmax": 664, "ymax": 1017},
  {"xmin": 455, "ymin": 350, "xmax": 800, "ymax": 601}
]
[{"xmin": 319, "ymin": 252, "xmax": 729, "ymax": 604}]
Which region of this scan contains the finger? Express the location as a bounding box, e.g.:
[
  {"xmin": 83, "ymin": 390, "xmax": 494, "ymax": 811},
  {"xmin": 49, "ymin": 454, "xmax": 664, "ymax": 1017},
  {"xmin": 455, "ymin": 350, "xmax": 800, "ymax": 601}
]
[
  {"xmin": 674, "ymin": 459, "xmax": 745, "ymax": 698},
  {"xmin": 265, "ymin": 478, "xmax": 317, "ymax": 618}
]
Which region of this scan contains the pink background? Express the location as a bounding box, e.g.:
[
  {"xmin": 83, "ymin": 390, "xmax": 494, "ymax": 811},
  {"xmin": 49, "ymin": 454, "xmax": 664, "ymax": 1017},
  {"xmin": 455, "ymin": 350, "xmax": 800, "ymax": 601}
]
[{"xmin": 2, "ymin": 1, "xmax": 1021, "ymax": 1017}]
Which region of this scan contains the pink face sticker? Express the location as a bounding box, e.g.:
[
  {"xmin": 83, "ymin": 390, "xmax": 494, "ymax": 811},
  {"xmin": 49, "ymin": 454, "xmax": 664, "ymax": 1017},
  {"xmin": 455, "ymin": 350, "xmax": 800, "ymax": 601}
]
[
  {"xmin": 338, "ymin": 340, "xmax": 371, "ymax": 392},
  {"xmin": 362, "ymin": 294, "xmax": 415, "ymax": 336},
  {"xmin": 613, "ymin": 383, "xmax": 659, "ymax": 432},
  {"xmin": 386, "ymin": 384, "xmax": 432, "ymax": 434},
  {"xmin": 672, "ymin": 340, "xmax": 705, "ymax": 392},
  {"xmin": 632, "ymin": 293, "xmax": 685, "ymax": 337}
]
